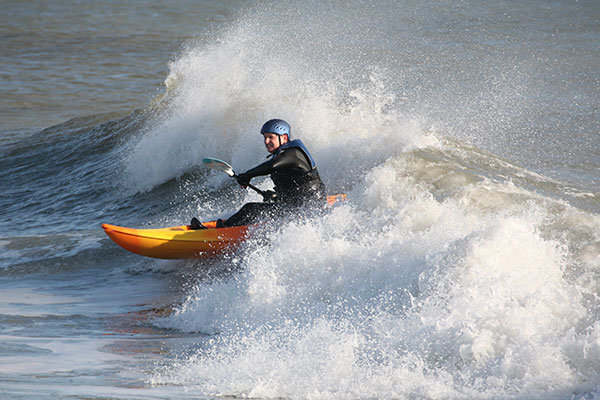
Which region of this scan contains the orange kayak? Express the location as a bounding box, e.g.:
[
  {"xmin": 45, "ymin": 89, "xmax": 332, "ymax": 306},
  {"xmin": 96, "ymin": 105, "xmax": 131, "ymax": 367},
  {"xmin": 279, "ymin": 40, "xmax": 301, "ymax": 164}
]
[
  {"xmin": 102, "ymin": 221, "xmax": 251, "ymax": 259},
  {"xmin": 103, "ymin": 194, "xmax": 346, "ymax": 259}
]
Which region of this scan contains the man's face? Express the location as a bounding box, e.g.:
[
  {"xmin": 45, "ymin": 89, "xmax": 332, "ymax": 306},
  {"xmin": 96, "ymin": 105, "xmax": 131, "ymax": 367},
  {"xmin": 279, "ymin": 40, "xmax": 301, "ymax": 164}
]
[{"xmin": 263, "ymin": 132, "xmax": 288, "ymax": 153}]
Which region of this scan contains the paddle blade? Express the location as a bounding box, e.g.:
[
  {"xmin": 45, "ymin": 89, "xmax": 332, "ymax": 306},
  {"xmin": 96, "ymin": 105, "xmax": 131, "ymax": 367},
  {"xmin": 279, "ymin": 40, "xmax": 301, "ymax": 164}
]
[{"xmin": 203, "ymin": 158, "xmax": 235, "ymax": 176}]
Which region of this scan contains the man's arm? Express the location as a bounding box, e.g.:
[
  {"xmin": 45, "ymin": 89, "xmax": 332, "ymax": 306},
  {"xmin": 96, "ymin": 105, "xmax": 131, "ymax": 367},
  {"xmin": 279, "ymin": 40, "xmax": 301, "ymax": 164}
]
[{"xmin": 236, "ymin": 148, "xmax": 310, "ymax": 185}]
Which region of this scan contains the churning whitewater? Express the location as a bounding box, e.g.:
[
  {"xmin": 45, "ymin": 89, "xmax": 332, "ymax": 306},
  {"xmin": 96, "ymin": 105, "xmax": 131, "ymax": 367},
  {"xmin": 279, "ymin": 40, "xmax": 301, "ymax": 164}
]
[
  {"xmin": 1, "ymin": 0, "xmax": 599, "ymax": 399},
  {"xmin": 128, "ymin": 3, "xmax": 600, "ymax": 399}
]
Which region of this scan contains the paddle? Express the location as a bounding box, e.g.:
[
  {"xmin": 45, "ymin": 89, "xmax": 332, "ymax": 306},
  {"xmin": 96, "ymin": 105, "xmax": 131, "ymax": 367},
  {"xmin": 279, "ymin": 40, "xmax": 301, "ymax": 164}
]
[{"xmin": 203, "ymin": 157, "xmax": 274, "ymax": 201}]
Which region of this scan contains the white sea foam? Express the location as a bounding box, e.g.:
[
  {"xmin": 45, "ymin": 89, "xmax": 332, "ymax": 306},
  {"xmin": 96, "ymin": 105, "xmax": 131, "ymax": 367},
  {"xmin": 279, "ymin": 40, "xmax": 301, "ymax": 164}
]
[{"xmin": 150, "ymin": 153, "xmax": 600, "ymax": 397}]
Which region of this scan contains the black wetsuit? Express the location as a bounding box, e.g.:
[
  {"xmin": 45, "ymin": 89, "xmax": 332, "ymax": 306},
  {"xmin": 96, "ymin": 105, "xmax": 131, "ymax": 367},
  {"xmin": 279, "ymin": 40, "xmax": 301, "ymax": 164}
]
[{"xmin": 224, "ymin": 140, "xmax": 326, "ymax": 227}]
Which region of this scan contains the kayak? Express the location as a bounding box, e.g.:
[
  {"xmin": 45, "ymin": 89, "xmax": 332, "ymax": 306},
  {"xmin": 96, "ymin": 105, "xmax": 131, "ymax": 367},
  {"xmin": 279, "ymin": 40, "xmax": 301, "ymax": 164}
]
[
  {"xmin": 102, "ymin": 221, "xmax": 250, "ymax": 259},
  {"xmin": 103, "ymin": 194, "xmax": 346, "ymax": 259}
]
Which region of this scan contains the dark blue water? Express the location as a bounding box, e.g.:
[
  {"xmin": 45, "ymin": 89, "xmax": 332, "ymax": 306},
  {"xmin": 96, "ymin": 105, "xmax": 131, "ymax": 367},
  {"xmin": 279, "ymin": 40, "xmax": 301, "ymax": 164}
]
[{"xmin": 1, "ymin": 1, "xmax": 599, "ymax": 398}]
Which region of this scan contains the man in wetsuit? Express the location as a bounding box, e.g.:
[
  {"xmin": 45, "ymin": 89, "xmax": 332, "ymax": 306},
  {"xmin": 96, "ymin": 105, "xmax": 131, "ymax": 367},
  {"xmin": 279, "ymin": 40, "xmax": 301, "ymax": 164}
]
[{"xmin": 191, "ymin": 119, "xmax": 325, "ymax": 228}]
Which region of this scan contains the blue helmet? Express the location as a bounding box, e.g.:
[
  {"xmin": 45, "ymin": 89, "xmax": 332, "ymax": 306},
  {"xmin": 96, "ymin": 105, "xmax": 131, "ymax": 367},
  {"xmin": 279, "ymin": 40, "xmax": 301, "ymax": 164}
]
[{"xmin": 260, "ymin": 119, "xmax": 291, "ymax": 138}]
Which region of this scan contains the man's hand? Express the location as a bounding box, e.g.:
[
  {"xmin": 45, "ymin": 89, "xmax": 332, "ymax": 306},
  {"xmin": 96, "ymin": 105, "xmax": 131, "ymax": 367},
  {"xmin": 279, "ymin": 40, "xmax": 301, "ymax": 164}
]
[
  {"xmin": 261, "ymin": 190, "xmax": 277, "ymax": 202},
  {"xmin": 236, "ymin": 173, "xmax": 251, "ymax": 187}
]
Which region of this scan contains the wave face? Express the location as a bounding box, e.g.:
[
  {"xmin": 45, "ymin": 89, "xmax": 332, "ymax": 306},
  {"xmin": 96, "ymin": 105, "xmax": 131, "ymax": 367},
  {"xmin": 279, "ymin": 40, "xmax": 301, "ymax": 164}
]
[{"xmin": 1, "ymin": 0, "xmax": 599, "ymax": 399}]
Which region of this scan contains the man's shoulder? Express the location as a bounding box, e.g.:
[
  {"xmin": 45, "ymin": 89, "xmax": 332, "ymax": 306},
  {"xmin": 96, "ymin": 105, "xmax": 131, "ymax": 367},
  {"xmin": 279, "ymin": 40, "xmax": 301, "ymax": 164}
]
[{"xmin": 281, "ymin": 139, "xmax": 316, "ymax": 169}]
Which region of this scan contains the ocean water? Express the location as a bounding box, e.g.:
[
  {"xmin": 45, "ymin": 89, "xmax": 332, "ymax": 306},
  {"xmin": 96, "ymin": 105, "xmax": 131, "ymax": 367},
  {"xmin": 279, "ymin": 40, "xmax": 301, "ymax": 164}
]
[{"xmin": 1, "ymin": 0, "xmax": 599, "ymax": 399}]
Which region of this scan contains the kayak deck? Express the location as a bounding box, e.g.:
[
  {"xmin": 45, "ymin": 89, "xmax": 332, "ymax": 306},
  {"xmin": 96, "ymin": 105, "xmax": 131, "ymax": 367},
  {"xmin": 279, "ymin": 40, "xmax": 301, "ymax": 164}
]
[{"xmin": 102, "ymin": 221, "xmax": 251, "ymax": 259}]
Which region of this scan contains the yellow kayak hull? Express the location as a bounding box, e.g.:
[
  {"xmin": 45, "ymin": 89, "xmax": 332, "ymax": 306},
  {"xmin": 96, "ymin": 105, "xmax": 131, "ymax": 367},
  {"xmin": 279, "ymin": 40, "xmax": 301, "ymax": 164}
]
[
  {"xmin": 103, "ymin": 194, "xmax": 346, "ymax": 259},
  {"xmin": 102, "ymin": 221, "xmax": 251, "ymax": 259}
]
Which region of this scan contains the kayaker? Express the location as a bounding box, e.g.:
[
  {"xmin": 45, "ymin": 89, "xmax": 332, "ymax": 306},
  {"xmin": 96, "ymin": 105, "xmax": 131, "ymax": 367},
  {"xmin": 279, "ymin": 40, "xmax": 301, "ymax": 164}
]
[{"xmin": 191, "ymin": 119, "xmax": 326, "ymax": 228}]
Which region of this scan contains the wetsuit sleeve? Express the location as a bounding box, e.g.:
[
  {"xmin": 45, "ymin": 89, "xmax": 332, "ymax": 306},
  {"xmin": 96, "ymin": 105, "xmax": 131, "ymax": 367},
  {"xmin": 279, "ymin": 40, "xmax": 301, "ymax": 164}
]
[{"xmin": 241, "ymin": 148, "xmax": 311, "ymax": 179}]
